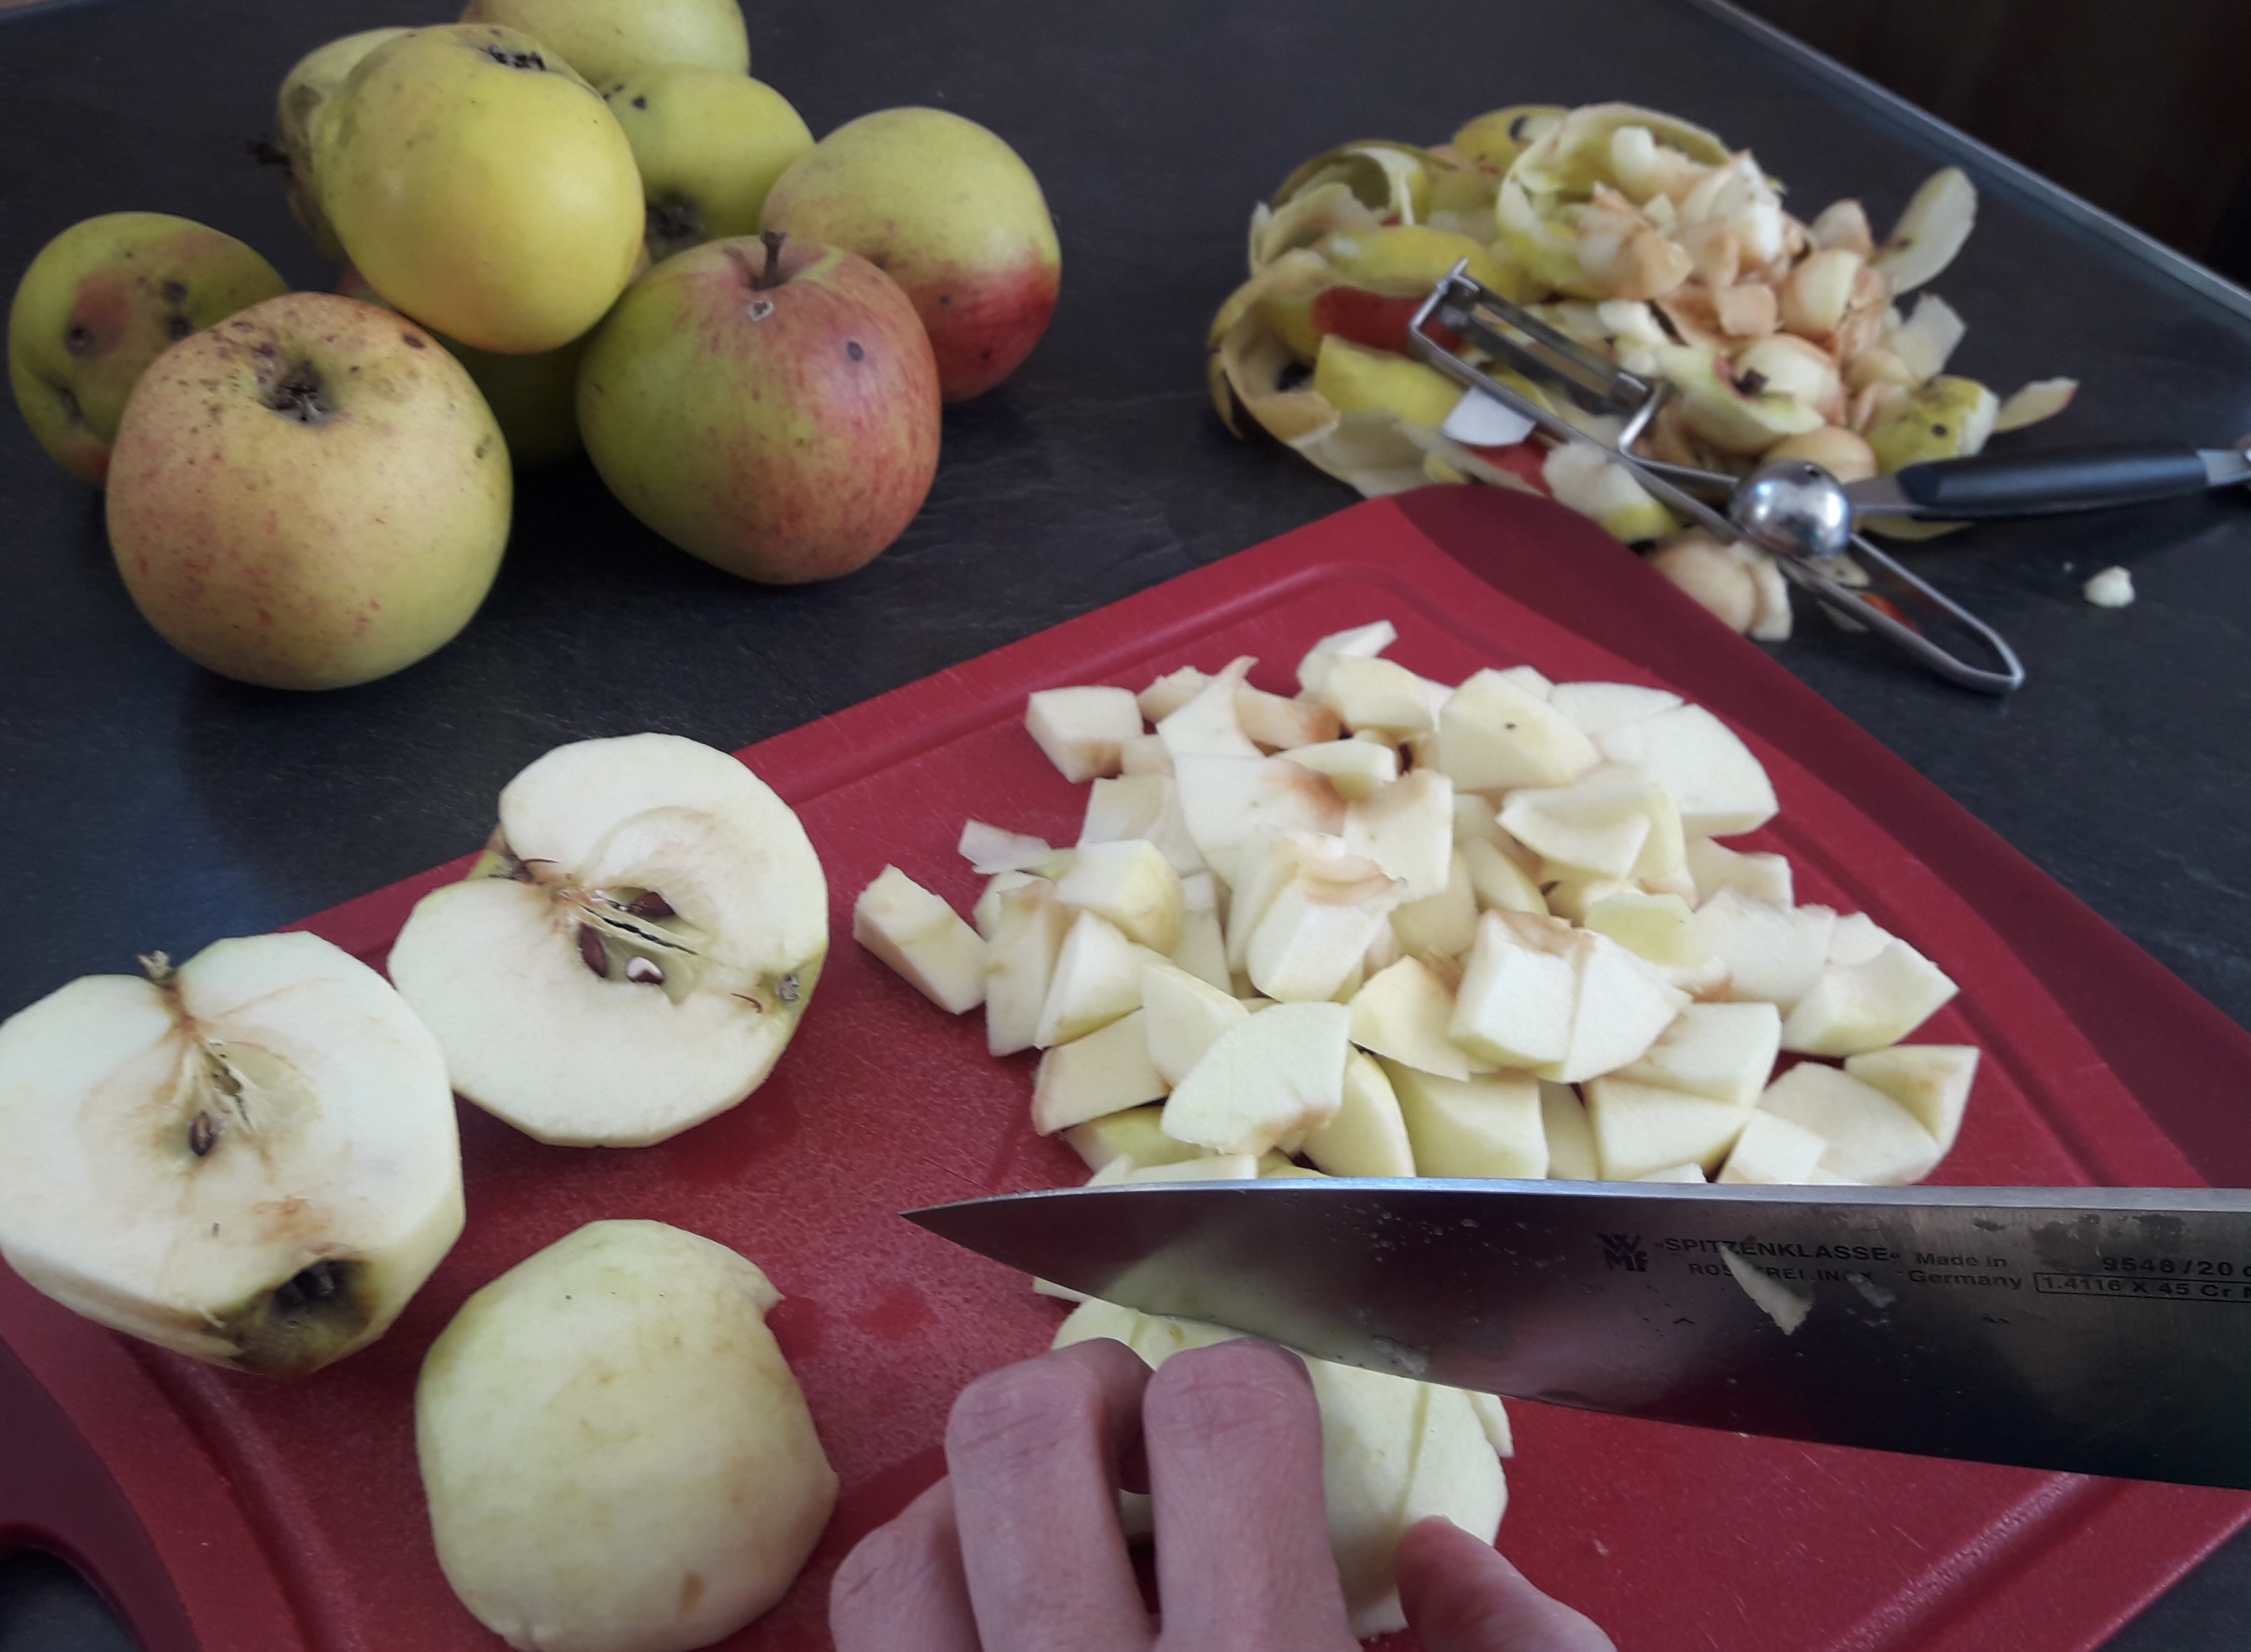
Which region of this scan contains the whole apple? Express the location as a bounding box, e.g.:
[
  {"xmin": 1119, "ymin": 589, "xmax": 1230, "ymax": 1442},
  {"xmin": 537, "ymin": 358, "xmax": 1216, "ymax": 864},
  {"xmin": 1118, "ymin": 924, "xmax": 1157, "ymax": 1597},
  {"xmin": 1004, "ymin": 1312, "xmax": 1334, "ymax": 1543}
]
[
  {"xmin": 313, "ymin": 25, "xmax": 643, "ymax": 356},
  {"xmin": 458, "ymin": 0, "xmax": 748, "ymax": 88},
  {"xmin": 603, "ymin": 64, "xmax": 813, "ymax": 263},
  {"xmin": 8, "ymin": 212, "xmax": 287, "ymax": 485},
  {"xmin": 760, "ymin": 107, "xmax": 1060, "ymax": 401},
  {"xmin": 577, "ymin": 231, "xmax": 940, "ymax": 583},
  {"xmin": 106, "ymin": 292, "xmax": 511, "ymax": 690}
]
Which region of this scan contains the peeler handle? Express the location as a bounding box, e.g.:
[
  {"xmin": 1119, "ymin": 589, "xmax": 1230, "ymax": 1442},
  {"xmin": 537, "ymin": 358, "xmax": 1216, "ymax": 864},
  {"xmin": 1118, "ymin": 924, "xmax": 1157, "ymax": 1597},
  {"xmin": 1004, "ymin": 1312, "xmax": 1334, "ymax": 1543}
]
[{"xmin": 1863, "ymin": 444, "xmax": 2226, "ymax": 518}]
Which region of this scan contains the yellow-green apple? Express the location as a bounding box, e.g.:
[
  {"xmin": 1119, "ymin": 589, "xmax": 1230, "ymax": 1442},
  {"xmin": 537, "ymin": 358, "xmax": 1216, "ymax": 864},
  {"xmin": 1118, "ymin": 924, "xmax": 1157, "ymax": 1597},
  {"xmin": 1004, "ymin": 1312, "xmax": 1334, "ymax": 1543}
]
[
  {"xmin": 417, "ymin": 1221, "xmax": 835, "ymax": 1652},
  {"xmin": 387, "ymin": 733, "xmax": 827, "ymax": 1146},
  {"xmin": 0, "ymin": 931, "xmax": 462, "ymax": 1376},
  {"xmin": 458, "ymin": 0, "xmax": 749, "ymax": 87},
  {"xmin": 336, "ymin": 264, "xmax": 586, "ymax": 468},
  {"xmin": 576, "ymin": 231, "xmax": 941, "ymax": 584},
  {"xmin": 761, "ymin": 107, "xmax": 1060, "ymax": 401},
  {"xmin": 313, "ymin": 25, "xmax": 643, "ymax": 354},
  {"xmin": 274, "ymin": 28, "xmax": 413, "ymax": 259},
  {"xmin": 603, "ymin": 66, "xmax": 813, "ymax": 261},
  {"xmin": 9, "ymin": 213, "xmax": 287, "ymax": 484},
  {"xmin": 104, "ymin": 291, "xmax": 510, "ymax": 690}
]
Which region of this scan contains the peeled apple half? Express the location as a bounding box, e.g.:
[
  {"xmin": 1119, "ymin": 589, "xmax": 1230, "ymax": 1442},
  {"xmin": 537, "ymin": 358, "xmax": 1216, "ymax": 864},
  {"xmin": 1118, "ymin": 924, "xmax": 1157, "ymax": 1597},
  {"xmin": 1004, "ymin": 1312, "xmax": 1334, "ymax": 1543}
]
[
  {"xmin": 388, "ymin": 733, "xmax": 827, "ymax": 1146},
  {"xmin": 0, "ymin": 931, "xmax": 462, "ymax": 1376}
]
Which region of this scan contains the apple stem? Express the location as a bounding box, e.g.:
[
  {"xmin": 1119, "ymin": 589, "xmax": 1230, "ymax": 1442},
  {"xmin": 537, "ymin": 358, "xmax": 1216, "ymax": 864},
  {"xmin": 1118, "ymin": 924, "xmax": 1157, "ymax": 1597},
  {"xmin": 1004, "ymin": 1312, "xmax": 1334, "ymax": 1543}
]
[{"xmin": 754, "ymin": 230, "xmax": 788, "ymax": 291}]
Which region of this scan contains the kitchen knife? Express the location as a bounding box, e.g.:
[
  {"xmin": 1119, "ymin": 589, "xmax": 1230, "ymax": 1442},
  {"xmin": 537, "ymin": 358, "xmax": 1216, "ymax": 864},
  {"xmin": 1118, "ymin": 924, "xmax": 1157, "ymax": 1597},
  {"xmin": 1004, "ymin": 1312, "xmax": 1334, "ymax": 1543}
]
[{"xmin": 908, "ymin": 1178, "xmax": 2251, "ymax": 1490}]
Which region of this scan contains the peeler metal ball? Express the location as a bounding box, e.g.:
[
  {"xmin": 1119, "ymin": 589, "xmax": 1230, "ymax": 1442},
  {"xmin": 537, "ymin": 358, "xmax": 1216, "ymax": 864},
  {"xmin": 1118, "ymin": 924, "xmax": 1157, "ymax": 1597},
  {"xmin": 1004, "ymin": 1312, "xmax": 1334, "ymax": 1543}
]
[{"xmin": 1730, "ymin": 459, "xmax": 1855, "ymax": 561}]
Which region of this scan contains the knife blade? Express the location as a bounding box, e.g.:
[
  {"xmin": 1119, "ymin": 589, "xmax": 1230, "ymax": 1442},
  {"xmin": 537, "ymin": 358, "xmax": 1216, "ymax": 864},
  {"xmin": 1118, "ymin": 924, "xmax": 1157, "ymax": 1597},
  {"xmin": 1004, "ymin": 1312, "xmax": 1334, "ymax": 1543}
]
[{"xmin": 908, "ymin": 1178, "xmax": 2251, "ymax": 1489}]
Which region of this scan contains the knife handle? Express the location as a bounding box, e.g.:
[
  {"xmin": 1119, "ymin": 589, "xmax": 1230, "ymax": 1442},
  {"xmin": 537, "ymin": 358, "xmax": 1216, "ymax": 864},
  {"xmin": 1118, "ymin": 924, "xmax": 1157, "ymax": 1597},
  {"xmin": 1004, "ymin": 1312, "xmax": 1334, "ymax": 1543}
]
[{"xmin": 1890, "ymin": 444, "xmax": 2217, "ymax": 517}]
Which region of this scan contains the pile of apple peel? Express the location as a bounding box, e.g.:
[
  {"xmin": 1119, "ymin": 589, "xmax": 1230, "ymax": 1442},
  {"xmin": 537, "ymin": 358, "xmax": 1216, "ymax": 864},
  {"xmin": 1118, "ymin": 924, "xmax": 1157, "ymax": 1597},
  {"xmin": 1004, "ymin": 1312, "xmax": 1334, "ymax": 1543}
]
[
  {"xmin": 1208, "ymin": 103, "xmax": 2079, "ymax": 638},
  {"xmin": 855, "ymin": 619, "xmax": 1982, "ymax": 1628}
]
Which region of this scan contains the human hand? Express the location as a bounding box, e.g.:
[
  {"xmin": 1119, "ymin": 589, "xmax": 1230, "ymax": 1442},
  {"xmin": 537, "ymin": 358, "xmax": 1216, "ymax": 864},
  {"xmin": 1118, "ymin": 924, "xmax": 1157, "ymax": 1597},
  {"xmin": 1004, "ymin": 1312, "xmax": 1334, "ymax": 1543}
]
[{"xmin": 830, "ymin": 1336, "xmax": 1613, "ymax": 1651}]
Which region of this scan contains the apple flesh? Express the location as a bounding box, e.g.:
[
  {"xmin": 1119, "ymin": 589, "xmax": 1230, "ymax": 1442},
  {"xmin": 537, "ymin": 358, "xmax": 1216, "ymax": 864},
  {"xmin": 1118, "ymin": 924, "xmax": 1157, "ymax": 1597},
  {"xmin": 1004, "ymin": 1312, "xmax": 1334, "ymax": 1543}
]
[
  {"xmin": 604, "ymin": 66, "xmax": 814, "ymax": 262},
  {"xmin": 579, "ymin": 232, "xmax": 941, "ymax": 584},
  {"xmin": 388, "ymin": 733, "xmax": 828, "ymax": 1146},
  {"xmin": 9, "ymin": 212, "xmax": 287, "ymax": 484},
  {"xmin": 854, "ymin": 866, "xmax": 986, "ymax": 1013},
  {"xmin": 457, "ymin": 0, "xmax": 751, "ymax": 88},
  {"xmin": 0, "ymin": 932, "xmax": 461, "ymax": 1376},
  {"xmin": 417, "ymin": 1221, "xmax": 834, "ymax": 1652},
  {"xmin": 104, "ymin": 291, "xmax": 511, "ymax": 690},
  {"xmin": 761, "ymin": 107, "xmax": 1060, "ymax": 401}
]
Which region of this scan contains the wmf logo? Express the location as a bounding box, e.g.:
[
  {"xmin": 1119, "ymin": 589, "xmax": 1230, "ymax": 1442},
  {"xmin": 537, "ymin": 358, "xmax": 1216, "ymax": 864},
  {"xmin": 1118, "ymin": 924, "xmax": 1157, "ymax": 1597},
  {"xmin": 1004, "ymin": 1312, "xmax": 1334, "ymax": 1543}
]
[{"xmin": 1601, "ymin": 1233, "xmax": 1648, "ymax": 1272}]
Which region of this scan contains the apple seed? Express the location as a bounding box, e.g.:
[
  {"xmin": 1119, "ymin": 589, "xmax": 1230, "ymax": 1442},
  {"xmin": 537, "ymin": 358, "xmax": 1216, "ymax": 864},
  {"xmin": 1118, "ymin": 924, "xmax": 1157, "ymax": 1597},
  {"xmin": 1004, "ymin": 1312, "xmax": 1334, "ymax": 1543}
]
[
  {"xmin": 188, "ymin": 1112, "xmax": 218, "ymax": 1156},
  {"xmin": 624, "ymin": 891, "xmax": 674, "ymax": 919},
  {"xmin": 577, "ymin": 925, "xmax": 608, "ymax": 978},
  {"xmin": 625, "ymin": 957, "xmax": 665, "ymax": 986}
]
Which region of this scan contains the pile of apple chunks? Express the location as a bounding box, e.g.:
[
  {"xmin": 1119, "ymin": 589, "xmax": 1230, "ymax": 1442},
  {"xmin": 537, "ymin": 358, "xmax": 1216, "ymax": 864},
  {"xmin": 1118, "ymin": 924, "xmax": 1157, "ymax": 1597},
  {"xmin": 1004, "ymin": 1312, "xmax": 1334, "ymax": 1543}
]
[{"xmin": 856, "ymin": 619, "xmax": 1980, "ymax": 1197}]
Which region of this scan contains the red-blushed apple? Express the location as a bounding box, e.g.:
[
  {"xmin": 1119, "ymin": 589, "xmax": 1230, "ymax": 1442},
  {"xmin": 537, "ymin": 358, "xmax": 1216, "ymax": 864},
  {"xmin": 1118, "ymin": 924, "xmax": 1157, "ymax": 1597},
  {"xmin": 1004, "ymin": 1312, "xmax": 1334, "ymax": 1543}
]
[
  {"xmin": 576, "ymin": 230, "xmax": 941, "ymax": 584},
  {"xmin": 760, "ymin": 107, "xmax": 1059, "ymax": 401},
  {"xmin": 104, "ymin": 291, "xmax": 511, "ymax": 689},
  {"xmin": 8, "ymin": 212, "xmax": 288, "ymax": 485}
]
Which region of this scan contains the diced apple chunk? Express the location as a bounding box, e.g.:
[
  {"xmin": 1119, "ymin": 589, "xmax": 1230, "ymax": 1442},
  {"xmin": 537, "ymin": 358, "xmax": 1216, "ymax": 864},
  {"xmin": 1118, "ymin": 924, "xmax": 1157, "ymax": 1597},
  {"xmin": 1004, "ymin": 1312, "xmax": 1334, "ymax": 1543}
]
[
  {"xmin": 1844, "ymin": 1044, "xmax": 1979, "ymax": 1156},
  {"xmin": 1246, "ymin": 846, "xmax": 1405, "ymax": 1003},
  {"xmin": 1450, "ymin": 911, "xmax": 1576, "ymax": 1069},
  {"xmin": 1390, "ymin": 851, "xmax": 1481, "ymax": 960},
  {"xmin": 1281, "ymin": 739, "xmax": 1400, "ymax": 801},
  {"xmin": 1386, "ymin": 1062, "xmax": 1547, "ymax": 1179},
  {"xmin": 1168, "ymin": 902, "xmax": 1230, "ymax": 992},
  {"xmin": 1758, "ymin": 1062, "xmax": 1942, "ymax": 1184},
  {"xmin": 985, "ymin": 878, "xmax": 1073, "ymax": 1056},
  {"xmin": 1550, "ymin": 931, "xmax": 1689, "ymax": 1084},
  {"xmin": 1172, "ymin": 755, "xmax": 1345, "ymax": 886},
  {"xmin": 1350, "ymin": 957, "xmax": 1472, "ymax": 1081},
  {"xmin": 1296, "ymin": 620, "xmax": 1399, "ymax": 695},
  {"xmin": 1540, "ymin": 1081, "xmax": 1599, "ymax": 1179},
  {"xmin": 1344, "ymin": 770, "xmax": 1454, "ymax": 901},
  {"xmin": 1125, "ymin": 1154, "xmax": 1259, "ymax": 1183},
  {"xmin": 1435, "ymin": 670, "xmax": 1599, "ymax": 792},
  {"xmin": 1302, "ymin": 1051, "xmax": 1417, "ymax": 1177},
  {"xmin": 1062, "ymin": 1103, "xmax": 1203, "ymax": 1173},
  {"xmin": 1499, "ymin": 763, "xmax": 1680, "ymax": 882},
  {"xmin": 1613, "ymin": 1002, "xmax": 1781, "ymax": 1108},
  {"xmin": 1581, "ymin": 890, "xmax": 1726, "ymax": 995},
  {"xmin": 1119, "ymin": 733, "xmax": 1174, "ymax": 775},
  {"xmin": 1079, "ymin": 776, "xmax": 1203, "ymax": 876},
  {"xmin": 1548, "ymin": 681, "xmax": 1682, "ymax": 738},
  {"xmin": 1694, "ymin": 890, "xmax": 1835, "ymax": 1011},
  {"xmin": 1596, "ymin": 704, "xmax": 1777, "ymax": 837},
  {"xmin": 1027, "ymin": 685, "xmax": 1143, "ymax": 783},
  {"xmin": 1316, "ymin": 655, "xmax": 1437, "ymax": 736},
  {"xmin": 973, "ymin": 869, "xmax": 1041, "ymax": 938},
  {"xmin": 959, "ymin": 819, "xmax": 1056, "ymax": 875},
  {"xmin": 1583, "ymin": 1076, "xmax": 1752, "ymax": 1180},
  {"xmin": 1238, "ymin": 684, "xmax": 1340, "ymax": 751},
  {"xmin": 1636, "ymin": 1163, "xmax": 1709, "ymax": 1183},
  {"xmin": 1781, "ymin": 939, "xmax": 1958, "ymax": 1057},
  {"xmin": 1143, "ymin": 962, "xmax": 1251, "ymax": 1087},
  {"xmin": 854, "ymin": 866, "xmax": 987, "ymax": 1014},
  {"xmin": 1826, "ymin": 912, "xmax": 1891, "ymax": 967},
  {"xmin": 1138, "ymin": 666, "xmax": 1209, "ymax": 724},
  {"xmin": 1055, "ymin": 839, "xmax": 1184, "ymax": 953},
  {"xmin": 1035, "ymin": 911, "xmax": 1164, "ymax": 1048},
  {"xmin": 1157, "ymin": 656, "xmax": 1261, "ymax": 759},
  {"xmin": 1032, "ymin": 1010, "xmax": 1168, "ymax": 1134},
  {"xmin": 1458, "ymin": 836, "xmax": 1547, "ymax": 916},
  {"xmin": 1717, "ymin": 1109, "xmax": 1826, "ymax": 1184},
  {"xmin": 1685, "ymin": 836, "xmax": 1793, "ymax": 907},
  {"xmin": 1161, "ymin": 1002, "xmax": 1349, "ymax": 1155}
]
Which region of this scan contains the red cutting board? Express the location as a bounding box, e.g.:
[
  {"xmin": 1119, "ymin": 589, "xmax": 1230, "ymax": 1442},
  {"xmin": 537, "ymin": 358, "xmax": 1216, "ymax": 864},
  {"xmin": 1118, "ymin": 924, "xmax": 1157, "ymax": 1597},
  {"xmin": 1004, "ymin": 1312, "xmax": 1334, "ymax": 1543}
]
[{"xmin": 6, "ymin": 489, "xmax": 2250, "ymax": 1652}]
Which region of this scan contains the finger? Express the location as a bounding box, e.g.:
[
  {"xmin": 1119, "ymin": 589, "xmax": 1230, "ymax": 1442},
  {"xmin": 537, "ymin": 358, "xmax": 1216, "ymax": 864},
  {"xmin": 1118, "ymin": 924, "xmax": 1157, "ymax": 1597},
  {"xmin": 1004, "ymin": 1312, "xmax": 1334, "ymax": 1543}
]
[
  {"xmin": 1396, "ymin": 1517, "xmax": 1616, "ymax": 1652},
  {"xmin": 831, "ymin": 1476, "xmax": 981, "ymax": 1652},
  {"xmin": 1143, "ymin": 1340, "xmax": 1354, "ymax": 1648},
  {"xmin": 946, "ymin": 1337, "xmax": 1154, "ymax": 1652}
]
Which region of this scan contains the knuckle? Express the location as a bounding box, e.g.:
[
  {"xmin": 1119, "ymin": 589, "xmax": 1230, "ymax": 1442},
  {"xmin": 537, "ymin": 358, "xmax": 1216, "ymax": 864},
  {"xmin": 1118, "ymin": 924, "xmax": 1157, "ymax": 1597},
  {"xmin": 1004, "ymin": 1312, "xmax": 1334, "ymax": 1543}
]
[
  {"xmin": 1148, "ymin": 1341, "xmax": 1312, "ymax": 1448},
  {"xmin": 946, "ymin": 1356, "xmax": 1103, "ymax": 1468},
  {"xmin": 830, "ymin": 1520, "xmax": 925, "ymax": 1623}
]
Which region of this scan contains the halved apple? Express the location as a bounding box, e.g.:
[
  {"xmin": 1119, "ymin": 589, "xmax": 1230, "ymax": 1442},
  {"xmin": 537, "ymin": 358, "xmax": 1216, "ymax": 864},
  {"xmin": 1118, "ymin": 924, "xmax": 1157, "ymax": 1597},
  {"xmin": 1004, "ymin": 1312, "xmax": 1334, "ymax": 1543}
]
[
  {"xmin": 0, "ymin": 932, "xmax": 461, "ymax": 1375},
  {"xmin": 388, "ymin": 734, "xmax": 826, "ymax": 1147}
]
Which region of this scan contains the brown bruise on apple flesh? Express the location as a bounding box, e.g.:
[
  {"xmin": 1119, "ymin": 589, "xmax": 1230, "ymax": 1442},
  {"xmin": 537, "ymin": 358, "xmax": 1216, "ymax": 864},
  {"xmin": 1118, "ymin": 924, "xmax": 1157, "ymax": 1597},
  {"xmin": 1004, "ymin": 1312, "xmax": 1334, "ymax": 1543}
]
[{"xmin": 135, "ymin": 960, "xmax": 376, "ymax": 1377}]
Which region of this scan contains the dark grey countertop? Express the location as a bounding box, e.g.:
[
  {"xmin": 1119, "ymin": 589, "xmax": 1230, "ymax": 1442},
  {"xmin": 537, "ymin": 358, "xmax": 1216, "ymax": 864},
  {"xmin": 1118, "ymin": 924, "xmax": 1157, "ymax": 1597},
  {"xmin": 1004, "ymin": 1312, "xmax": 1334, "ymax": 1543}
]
[{"xmin": 2, "ymin": 0, "xmax": 2249, "ymax": 1645}]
